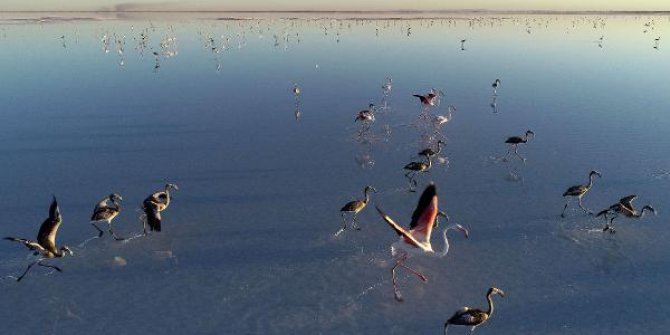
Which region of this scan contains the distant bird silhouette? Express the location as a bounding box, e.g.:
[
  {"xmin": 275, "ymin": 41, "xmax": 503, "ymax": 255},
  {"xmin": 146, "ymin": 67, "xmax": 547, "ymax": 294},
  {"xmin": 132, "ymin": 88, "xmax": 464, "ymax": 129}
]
[
  {"xmin": 336, "ymin": 185, "xmax": 377, "ymax": 236},
  {"xmin": 561, "ymin": 170, "xmax": 601, "ymax": 217},
  {"xmin": 5, "ymin": 196, "xmax": 73, "ymax": 282},
  {"xmin": 504, "ymin": 130, "xmax": 534, "ymax": 161},
  {"xmin": 596, "ymin": 195, "xmax": 656, "ymax": 233},
  {"xmin": 492, "ymin": 79, "xmax": 501, "ymax": 95},
  {"xmin": 141, "ymin": 183, "xmax": 179, "ymax": 234},
  {"xmin": 460, "ymin": 39, "xmax": 466, "ymax": 50},
  {"xmin": 444, "ymin": 287, "xmax": 505, "ymax": 335},
  {"xmin": 376, "ymin": 185, "xmax": 469, "ymax": 301}
]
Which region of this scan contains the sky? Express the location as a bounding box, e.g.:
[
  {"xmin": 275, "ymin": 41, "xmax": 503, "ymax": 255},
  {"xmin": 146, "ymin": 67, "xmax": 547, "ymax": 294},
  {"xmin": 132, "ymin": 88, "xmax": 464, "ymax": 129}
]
[{"xmin": 1, "ymin": 0, "xmax": 669, "ymax": 12}]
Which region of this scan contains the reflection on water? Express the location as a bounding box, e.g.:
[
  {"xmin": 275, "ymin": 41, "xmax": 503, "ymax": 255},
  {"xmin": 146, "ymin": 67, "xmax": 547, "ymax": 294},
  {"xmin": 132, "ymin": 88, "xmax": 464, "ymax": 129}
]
[{"xmin": 1, "ymin": 12, "xmax": 670, "ymax": 335}]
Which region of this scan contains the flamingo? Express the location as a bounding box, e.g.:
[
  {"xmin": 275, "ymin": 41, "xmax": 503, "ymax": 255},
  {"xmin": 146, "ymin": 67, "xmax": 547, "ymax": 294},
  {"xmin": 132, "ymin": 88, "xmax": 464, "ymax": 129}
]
[
  {"xmin": 404, "ymin": 157, "xmax": 432, "ymax": 192},
  {"xmin": 418, "ymin": 140, "xmax": 445, "ymax": 159},
  {"xmin": 492, "ymin": 79, "xmax": 501, "ymax": 95},
  {"xmin": 596, "ymin": 195, "xmax": 657, "ymax": 233},
  {"xmin": 444, "ymin": 287, "xmax": 505, "ymax": 335},
  {"xmin": 336, "ymin": 185, "xmax": 377, "ymax": 236},
  {"xmin": 141, "ymin": 183, "xmax": 178, "ymax": 234},
  {"xmin": 413, "ymin": 89, "xmax": 443, "ymax": 107},
  {"xmin": 561, "ymin": 170, "xmax": 601, "ymax": 217},
  {"xmin": 355, "ymin": 104, "xmax": 376, "ymax": 124},
  {"xmin": 504, "ymin": 130, "xmax": 534, "ymax": 161},
  {"xmin": 4, "ymin": 196, "xmax": 74, "ymax": 282},
  {"xmin": 91, "ymin": 193, "xmax": 124, "ymax": 239},
  {"xmin": 375, "ymin": 184, "xmax": 469, "ymax": 301}
]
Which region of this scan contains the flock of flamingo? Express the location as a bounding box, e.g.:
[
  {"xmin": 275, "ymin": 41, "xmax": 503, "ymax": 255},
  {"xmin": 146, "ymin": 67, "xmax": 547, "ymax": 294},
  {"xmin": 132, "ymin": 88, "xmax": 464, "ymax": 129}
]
[
  {"xmin": 4, "ymin": 184, "xmax": 179, "ymax": 282},
  {"xmin": 1, "ymin": 15, "xmax": 665, "ymax": 334},
  {"xmin": 306, "ymin": 76, "xmax": 659, "ymax": 334}
]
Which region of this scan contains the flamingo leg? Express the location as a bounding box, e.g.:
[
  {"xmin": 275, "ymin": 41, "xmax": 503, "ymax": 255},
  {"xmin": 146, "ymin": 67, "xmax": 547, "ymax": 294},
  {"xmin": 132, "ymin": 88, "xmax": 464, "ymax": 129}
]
[
  {"xmin": 351, "ymin": 214, "xmax": 361, "ymax": 230},
  {"xmin": 92, "ymin": 222, "xmax": 104, "ymax": 237},
  {"xmin": 15, "ymin": 259, "xmax": 40, "ymax": 282},
  {"xmin": 37, "ymin": 260, "xmax": 62, "ymax": 273},
  {"xmin": 561, "ymin": 201, "xmax": 569, "ymax": 217},
  {"xmin": 391, "ymin": 257, "xmax": 404, "ymax": 302},
  {"xmin": 513, "ymin": 145, "xmax": 525, "ymax": 161},
  {"xmin": 469, "ymin": 325, "xmax": 477, "ymax": 335},
  {"xmin": 334, "ymin": 213, "xmax": 348, "ymax": 237},
  {"xmin": 577, "ymin": 196, "xmax": 591, "ymax": 214},
  {"xmin": 108, "ymin": 223, "xmax": 125, "ymax": 241},
  {"xmin": 603, "ymin": 215, "xmax": 618, "ymax": 233},
  {"xmin": 399, "ymin": 263, "xmax": 428, "ymax": 282}
]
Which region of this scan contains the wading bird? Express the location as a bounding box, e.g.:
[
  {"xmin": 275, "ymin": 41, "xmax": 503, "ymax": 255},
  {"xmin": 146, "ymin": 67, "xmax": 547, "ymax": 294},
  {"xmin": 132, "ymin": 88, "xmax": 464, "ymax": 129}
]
[
  {"xmin": 504, "ymin": 130, "xmax": 534, "ymax": 161},
  {"xmin": 596, "ymin": 195, "xmax": 656, "ymax": 233},
  {"xmin": 492, "ymin": 79, "xmax": 501, "ymax": 95},
  {"xmin": 4, "ymin": 196, "xmax": 73, "ymax": 282},
  {"xmin": 141, "ymin": 183, "xmax": 179, "ymax": 234},
  {"xmin": 460, "ymin": 39, "xmax": 466, "ymax": 50},
  {"xmin": 418, "ymin": 140, "xmax": 445, "ymax": 159},
  {"xmin": 336, "ymin": 185, "xmax": 377, "ymax": 236},
  {"xmin": 561, "ymin": 170, "xmax": 602, "ymax": 217},
  {"xmin": 375, "ymin": 185, "xmax": 469, "ymax": 301},
  {"xmin": 404, "ymin": 157, "xmax": 432, "ymax": 192},
  {"xmin": 355, "ymin": 104, "xmax": 376, "ymax": 124},
  {"xmin": 444, "ymin": 287, "xmax": 505, "ymax": 335},
  {"xmin": 91, "ymin": 193, "xmax": 124, "ymax": 239}
]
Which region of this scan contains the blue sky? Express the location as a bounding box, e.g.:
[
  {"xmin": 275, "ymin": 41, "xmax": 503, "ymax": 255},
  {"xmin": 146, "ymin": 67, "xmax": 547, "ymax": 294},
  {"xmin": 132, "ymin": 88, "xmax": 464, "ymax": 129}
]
[{"xmin": 2, "ymin": 0, "xmax": 669, "ymax": 11}]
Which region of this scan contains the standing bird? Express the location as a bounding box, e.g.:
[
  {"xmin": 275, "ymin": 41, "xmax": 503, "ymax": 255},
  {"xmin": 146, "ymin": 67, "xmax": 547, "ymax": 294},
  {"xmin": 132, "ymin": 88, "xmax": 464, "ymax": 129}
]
[
  {"xmin": 418, "ymin": 140, "xmax": 445, "ymax": 160},
  {"xmin": 404, "ymin": 157, "xmax": 432, "ymax": 192},
  {"xmin": 460, "ymin": 39, "xmax": 466, "ymax": 50},
  {"xmin": 561, "ymin": 170, "xmax": 602, "ymax": 217},
  {"xmin": 492, "ymin": 78, "xmax": 501, "ymax": 95},
  {"xmin": 596, "ymin": 195, "xmax": 657, "ymax": 233},
  {"xmin": 336, "ymin": 185, "xmax": 377, "ymax": 236},
  {"xmin": 444, "ymin": 287, "xmax": 505, "ymax": 335},
  {"xmin": 291, "ymin": 82, "xmax": 300, "ymax": 97},
  {"xmin": 90, "ymin": 193, "xmax": 124, "ymax": 240},
  {"xmin": 433, "ymin": 105, "xmax": 456, "ymax": 126},
  {"xmin": 355, "ymin": 104, "xmax": 376, "ymax": 124},
  {"xmin": 4, "ymin": 196, "xmax": 74, "ymax": 282},
  {"xmin": 375, "ymin": 185, "xmax": 469, "ymax": 301},
  {"xmin": 504, "ymin": 130, "xmax": 534, "ymax": 161},
  {"xmin": 141, "ymin": 183, "xmax": 179, "ymax": 234}
]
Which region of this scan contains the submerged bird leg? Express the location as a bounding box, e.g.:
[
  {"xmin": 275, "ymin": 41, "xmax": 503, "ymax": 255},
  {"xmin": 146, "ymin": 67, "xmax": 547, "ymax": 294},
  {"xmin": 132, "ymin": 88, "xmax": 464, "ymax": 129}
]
[
  {"xmin": 577, "ymin": 196, "xmax": 590, "ymax": 214},
  {"xmin": 469, "ymin": 325, "xmax": 477, "ymax": 335},
  {"xmin": 603, "ymin": 215, "xmax": 617, "ymax": 233},
  {"xmin": 561, "ymin": 201, "xmax": 569, "ymax": 217},
  {"xmin": 108, "ymin": 225, "xmax": 125, "ymax": 241},
  {"xmin": 513, "ymin": 145, "xmax": 525, "ymax": 161},
  {"xmin": 391, "ymin": 257, "xmax": 405, "ymax": 302},
  {"xmin": 334, "ymin": 213, "xmax": 348, "ymax": 237},
  {"xmin": 351, "ymin": 215, "xmax": 361, "ymax": 230},
  {"xmin": 92, "ymin": 222, "xmax": 104, "ymax": 237}
]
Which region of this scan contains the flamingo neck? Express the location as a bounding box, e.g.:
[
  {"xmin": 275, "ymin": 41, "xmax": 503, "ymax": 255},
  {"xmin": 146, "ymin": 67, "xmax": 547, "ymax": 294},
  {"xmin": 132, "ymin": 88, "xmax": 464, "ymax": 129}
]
[
  {"xmin": 438, "ymin": 228, "xmax": 450, "ymax": 257},
  {"xmin": 363, "ymin": 189, "xmax": 371, "ymax": 204},
  {"xmin": 586, "ymin": 173, "xmax": 595, "ymax": 190},
  {"xmin": 486, "ymin": 292, "xmax": 495, "ymax": 316}
]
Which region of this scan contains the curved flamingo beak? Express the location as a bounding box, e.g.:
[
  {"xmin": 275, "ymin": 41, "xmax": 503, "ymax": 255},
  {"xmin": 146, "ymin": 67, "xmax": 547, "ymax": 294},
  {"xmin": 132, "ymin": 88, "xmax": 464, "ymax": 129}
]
[{"xmin": 455, "ymin": 224, "xmax": 469, "ymax": 239}]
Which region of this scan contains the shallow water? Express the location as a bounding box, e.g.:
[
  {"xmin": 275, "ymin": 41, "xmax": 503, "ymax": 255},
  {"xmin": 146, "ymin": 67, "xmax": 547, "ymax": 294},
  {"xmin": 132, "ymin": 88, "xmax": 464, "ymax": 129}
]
[{"xmin": 0, "ymin": 13, "xmax": 669, "ymax": 334}]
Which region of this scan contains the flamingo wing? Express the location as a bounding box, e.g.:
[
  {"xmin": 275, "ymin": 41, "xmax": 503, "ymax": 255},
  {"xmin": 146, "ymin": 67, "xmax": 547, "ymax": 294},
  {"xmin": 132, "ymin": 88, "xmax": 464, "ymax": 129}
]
[
  {"xmin": 619, "ymin": 194, "xmax": 637, "ymax": 212},
  {"xmin": 37, "ymin": 196, "xmax": 62, "ymax": 253},
  {"xmin": 375, "ymin": 206, "xmax": 430, "ymax": 252},
  {"xmin": 408, "ymin": 184, "xmax": 438, "ymax": 242}
]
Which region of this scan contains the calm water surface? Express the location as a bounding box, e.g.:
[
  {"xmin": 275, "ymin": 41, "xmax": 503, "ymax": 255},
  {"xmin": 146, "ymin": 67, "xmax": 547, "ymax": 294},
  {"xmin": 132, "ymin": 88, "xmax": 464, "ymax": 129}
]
[{"xmin": 1, "ymin": 13, "xmax": 669, "ymax": 334}]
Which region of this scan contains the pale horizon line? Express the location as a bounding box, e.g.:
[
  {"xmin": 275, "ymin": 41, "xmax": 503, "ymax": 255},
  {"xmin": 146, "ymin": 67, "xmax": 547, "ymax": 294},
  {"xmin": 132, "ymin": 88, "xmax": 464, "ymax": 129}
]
[{"xmin": 2, "ymin": 9, "xmax": 670, "ymax": 14}]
